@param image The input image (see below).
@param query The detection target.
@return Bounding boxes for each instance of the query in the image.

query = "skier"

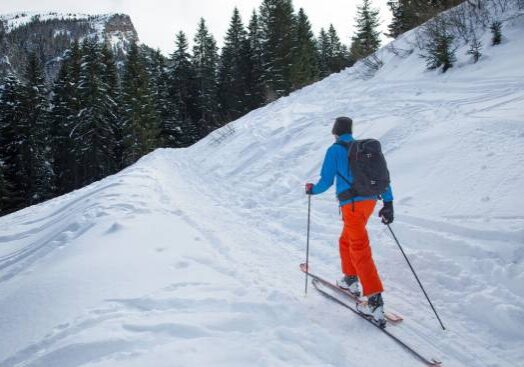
[305,116,394,325]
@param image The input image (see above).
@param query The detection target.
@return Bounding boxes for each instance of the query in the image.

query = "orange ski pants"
[339,200,383,296]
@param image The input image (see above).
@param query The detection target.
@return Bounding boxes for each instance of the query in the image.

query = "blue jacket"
[311,133,394,206]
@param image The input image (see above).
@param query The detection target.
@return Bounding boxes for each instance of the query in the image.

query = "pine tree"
[0,162,10,214]
[318,25,352,79]
[350,0,382,61]
[328,25,352,73]
[168,31,199,146]
[20,53,54,204]
[218,8,251,121]
[420,20,457,72]
[0,73,26,213]
[290,8,319,89]
[387,1,420,38]
[259,0,296,101]
[387,0,462,38]
[73,38,117,186]
[100,44,124,170]
[192,18,220,137]
[145,48,178,147]
[121,41,160,165]
[50,40,82,193]
[246,11,266,110]
[317,28,331,78]
[50,51,74,194]
[490,21,502,45]
[467,34,482,63]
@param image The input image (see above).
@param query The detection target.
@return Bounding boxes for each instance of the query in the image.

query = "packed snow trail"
[1,9,524,367]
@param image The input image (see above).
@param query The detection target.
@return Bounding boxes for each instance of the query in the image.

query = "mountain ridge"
[0,12,138,81]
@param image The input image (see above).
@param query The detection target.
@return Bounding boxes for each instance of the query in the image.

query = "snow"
[0,12,90,33]
[53,29,72,38]
[1,6,524,367]
[0,12,119,41]
[0,11,136,58]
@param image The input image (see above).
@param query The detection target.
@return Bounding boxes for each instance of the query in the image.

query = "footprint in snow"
[104,222,124,234]
[172,260,190,269]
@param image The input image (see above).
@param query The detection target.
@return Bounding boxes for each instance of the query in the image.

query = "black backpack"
[336,139,390,201]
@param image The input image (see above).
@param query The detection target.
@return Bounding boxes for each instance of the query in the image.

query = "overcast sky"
[1,0,392,55]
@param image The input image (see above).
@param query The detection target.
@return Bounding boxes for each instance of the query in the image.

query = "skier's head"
[332,116,353,137]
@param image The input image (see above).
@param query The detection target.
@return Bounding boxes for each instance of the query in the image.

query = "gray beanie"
[332,117,353,136]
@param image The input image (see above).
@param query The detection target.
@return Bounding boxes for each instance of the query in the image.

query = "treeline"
[0,0,465,215]
[387,0,466,38]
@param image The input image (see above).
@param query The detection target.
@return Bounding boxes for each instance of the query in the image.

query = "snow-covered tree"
[327,25,352,73]
[467,34,482,63]
[350,0,382,61]
[168,31,199,146]
[100,44,124,170]
[50,41,82,193]
[20,53,54,204]
[490,21,502,45]
[317,28,331,78]
[420,18,457,72]
[246,11,266,110]
[218,8,251,121]
[0,73,26,213]
[74,38,118,185]
[192,18,219,136]
[0,161,10,214]
[290,8,319,89]
[387,0,421,38]
[259,0,296,100]
[121,41,160,165]
[145,48,179,148]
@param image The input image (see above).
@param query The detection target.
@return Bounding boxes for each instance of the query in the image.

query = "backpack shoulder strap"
[334,141,353,187]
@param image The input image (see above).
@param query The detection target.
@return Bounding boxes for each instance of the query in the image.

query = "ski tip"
[430,359,442,366]
[385,312,404,323]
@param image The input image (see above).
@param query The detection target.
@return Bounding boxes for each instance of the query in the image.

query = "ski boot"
[336,275,361,297]
[357,293,386,328]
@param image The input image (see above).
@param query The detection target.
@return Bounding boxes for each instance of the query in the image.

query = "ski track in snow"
[1,11,524,367]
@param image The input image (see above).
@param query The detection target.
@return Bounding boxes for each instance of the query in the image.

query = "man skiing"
[305,116,394,325]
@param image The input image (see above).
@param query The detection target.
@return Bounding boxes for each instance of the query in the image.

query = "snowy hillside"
[1,5,524,367]
[0,12,137,80]
[1,12,106,34]
[0,12,136,42]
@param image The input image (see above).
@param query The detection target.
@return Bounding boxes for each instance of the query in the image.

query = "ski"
[310,278,442,366]
[300,263,403,324]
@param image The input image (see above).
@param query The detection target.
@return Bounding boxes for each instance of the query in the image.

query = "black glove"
[378,201,394,225]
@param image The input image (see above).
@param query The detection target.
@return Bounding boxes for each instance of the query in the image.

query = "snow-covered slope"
[1,7,524,367]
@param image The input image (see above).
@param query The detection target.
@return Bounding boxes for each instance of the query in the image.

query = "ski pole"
[385,222,446,331]
[304,194,312,295]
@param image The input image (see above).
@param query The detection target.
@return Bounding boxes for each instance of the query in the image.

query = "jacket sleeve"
[382,184,394,202]
[312,146,337,195]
